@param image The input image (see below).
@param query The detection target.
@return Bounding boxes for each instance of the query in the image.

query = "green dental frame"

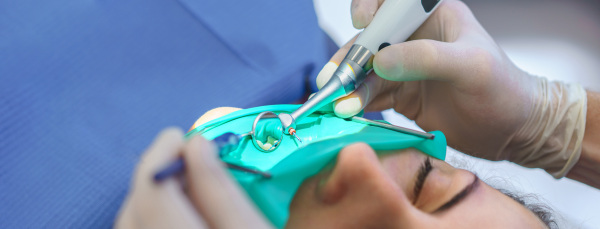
[187,104,447,228]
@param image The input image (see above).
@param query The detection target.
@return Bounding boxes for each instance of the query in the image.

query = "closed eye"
[433,174,479,213]
[413,157,432,204]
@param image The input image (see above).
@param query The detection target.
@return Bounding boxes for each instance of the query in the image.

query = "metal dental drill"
[279,0,443,139]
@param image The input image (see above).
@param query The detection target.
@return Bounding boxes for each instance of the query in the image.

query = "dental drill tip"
[288,128,302,143]
[294,133,302,143]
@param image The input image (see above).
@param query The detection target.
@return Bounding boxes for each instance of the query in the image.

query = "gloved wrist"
[504,77,587,178]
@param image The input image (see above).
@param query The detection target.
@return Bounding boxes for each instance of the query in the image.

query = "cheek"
[287,178,330,228]
[288,176,423,228]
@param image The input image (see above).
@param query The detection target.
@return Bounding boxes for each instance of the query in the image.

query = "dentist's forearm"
[567,91,600,189]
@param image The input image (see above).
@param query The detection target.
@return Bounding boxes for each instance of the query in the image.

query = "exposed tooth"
[256,139,265,148]
[267,136,276,144]
[262,143,272,151]
[256,139,273,151]
[256,136,279,151]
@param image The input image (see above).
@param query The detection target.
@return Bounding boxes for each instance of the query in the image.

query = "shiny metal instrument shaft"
[279,44,374,132]
[350,117,435,140]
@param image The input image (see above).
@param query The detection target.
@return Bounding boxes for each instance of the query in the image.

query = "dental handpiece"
[279,0,443,135]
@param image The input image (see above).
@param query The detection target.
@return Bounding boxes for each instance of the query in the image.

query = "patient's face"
[285,143,545,228]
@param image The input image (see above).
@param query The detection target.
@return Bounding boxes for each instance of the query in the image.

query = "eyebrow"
[412,157,432,204]
[433,174,480,213]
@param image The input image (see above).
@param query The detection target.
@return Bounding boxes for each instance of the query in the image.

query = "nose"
[317,143,413,212]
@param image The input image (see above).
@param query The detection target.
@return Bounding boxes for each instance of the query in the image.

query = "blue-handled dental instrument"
[153,132,272,182]
[153,111,288,182]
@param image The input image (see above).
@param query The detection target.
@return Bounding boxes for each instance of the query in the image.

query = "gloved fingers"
[331,34,359,63]
[366,0,491,85]
[308,92,335,113]
[312,62,337,113]
[350,0,384,29]
[316,62,339,90]
[313,63,337,113]
[373,39,480,86]
[316,35,359,89]
[362,82,404,112]
[117,181,208,229]
[135,128,185,185]
[128,178,208,229]
[332,72,389,118]
[117,128,207,229]
[409,0,474,42]
[115,201,137,229]
[183,135,271,229]
[313,35,359,113]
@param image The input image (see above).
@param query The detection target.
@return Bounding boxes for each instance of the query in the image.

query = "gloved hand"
[317,0,587,178]
[115,126,271,228]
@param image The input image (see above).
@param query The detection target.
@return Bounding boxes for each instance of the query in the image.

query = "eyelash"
[413,157,432,204]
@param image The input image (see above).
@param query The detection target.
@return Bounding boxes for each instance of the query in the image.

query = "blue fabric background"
[0,0,337,227]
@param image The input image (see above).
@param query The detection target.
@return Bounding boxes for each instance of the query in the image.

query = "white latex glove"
[317,0,587,178]
[116,124,271,228]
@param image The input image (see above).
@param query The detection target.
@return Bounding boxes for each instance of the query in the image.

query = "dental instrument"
[184,104,447,228]
[153,131,273,182]
[350,116,435,140]
[251,111,285,151]
[154,110,289,182]
[278,0,443,138]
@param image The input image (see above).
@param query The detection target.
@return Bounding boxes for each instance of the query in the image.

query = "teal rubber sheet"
[188,104,446,228]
